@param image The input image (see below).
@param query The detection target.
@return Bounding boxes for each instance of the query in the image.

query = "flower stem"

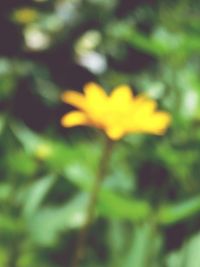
[71,136,114,267]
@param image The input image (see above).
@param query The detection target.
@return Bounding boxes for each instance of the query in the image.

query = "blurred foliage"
[0,0,200,266]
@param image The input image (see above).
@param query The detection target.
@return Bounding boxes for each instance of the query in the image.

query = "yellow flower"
[12,8,39,24]
[61,82,171,140]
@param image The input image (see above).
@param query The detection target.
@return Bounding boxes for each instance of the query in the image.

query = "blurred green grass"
[0,0,200,266]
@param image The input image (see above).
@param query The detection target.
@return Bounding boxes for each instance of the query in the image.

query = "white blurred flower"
[24,27,50,51]
[77,51,107,74]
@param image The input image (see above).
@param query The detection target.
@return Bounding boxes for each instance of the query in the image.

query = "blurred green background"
[0,0,200,266]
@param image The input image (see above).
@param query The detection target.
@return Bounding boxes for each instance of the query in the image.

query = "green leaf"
[98,190,151,221]
[0,114,6,135]
[158,195,200,225]
[20,175,56,217]
[166,232,200,267]
[11,122,44,154]
[6,150,37,176]
[28,193,88,246]
[0,183,12,202]
[109,22,200,57]
[123,223,162,267]
[64,163,151,222]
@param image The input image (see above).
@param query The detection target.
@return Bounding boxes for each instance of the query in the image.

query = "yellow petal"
[83,82,107,103]
[133,95,157,114]
[142,112,171,134]
[61,91,85,109]
[60,82,171,139]
[105,126,125,140]
[61,111,90,127]
[110,85,133,104]
[133,99,157,115]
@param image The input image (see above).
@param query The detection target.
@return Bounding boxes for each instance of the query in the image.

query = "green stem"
[71,136,114,267]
